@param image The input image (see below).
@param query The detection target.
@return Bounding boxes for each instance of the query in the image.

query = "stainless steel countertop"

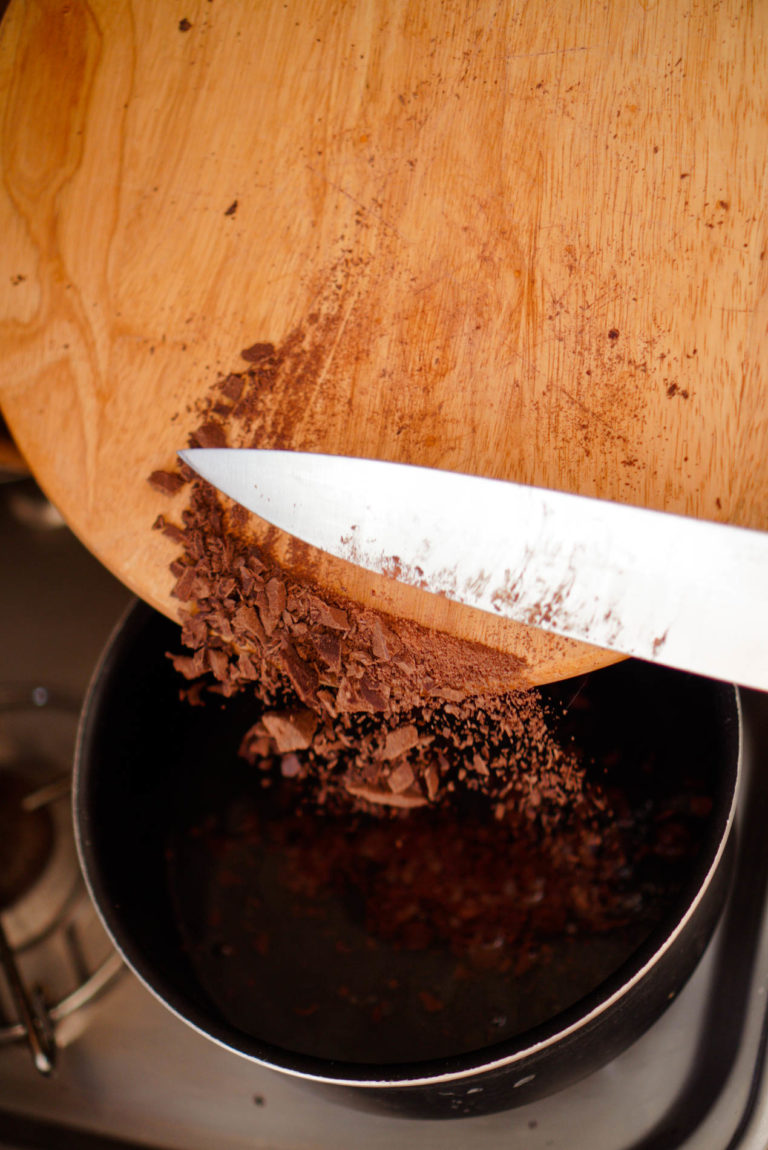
[1,477,767,1150]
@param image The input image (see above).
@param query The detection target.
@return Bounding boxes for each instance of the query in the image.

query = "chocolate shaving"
[381,725,421,761]
[344,783,428,809]
[262,709,318,753]
[387,762,415,793]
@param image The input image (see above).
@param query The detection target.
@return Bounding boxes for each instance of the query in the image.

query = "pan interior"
[79,607,734,1068]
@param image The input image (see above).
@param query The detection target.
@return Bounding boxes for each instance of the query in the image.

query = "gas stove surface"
[0,476,767,1150]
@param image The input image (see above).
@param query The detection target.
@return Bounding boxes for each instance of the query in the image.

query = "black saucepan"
[74,601,740,1119]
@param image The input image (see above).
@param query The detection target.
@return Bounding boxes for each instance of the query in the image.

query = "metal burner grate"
[0,684,123,1074]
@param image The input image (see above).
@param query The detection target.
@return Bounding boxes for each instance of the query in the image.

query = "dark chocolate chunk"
[149,469,185,495]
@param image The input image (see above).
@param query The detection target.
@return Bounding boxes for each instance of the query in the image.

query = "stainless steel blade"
[178,448,768,691]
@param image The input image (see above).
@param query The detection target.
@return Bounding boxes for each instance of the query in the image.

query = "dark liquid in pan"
[165,662,723,1064]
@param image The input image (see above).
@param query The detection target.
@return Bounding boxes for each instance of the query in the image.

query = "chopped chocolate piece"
[336,676,388,715]
[169,648,206,679]
[194,420,227,448]
[344,782,428,809]
[263,578,286,633]
[381,724,421,761]
[155,516,188,546]
[180,612,208,648]
[236,650,258,679]
[274,639,319,708]
[239,727,273,764]
[206,610,233,643]
[179,680,206,706]
[368,617,392,661]
[310,632,342,674]
[208,648,230,681]
[262,709,318,753]
[149,469,185,495]
[424,762,440,800]
[311,599,350,631]
[388,762,415,794]
[241,341,276,363]
[233,604,265,642]
[471,753,490,776]
[191,574,213,599]
[219,374,245,402]
[171,565,196,602]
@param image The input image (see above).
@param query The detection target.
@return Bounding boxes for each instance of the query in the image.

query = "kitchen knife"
[178,449,768,691]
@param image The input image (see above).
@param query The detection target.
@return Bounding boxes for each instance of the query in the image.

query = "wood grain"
[1,0,766,688]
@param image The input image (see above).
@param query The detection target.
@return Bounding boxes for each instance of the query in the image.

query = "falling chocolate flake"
[172,566,197,602]
[261,709,318,753]
[381,724,421,761]
[388,762,415,794]
[344,783,428,809]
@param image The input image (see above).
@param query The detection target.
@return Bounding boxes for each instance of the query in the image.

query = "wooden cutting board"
[1,0,766,689]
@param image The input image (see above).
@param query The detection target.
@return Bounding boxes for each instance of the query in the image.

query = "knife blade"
[178,448,768,691]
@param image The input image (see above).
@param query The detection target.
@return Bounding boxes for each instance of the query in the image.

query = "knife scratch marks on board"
[305,166,408,243]
[504,45,595,62]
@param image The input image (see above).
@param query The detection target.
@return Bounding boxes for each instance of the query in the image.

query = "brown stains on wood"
[2,2,101,228]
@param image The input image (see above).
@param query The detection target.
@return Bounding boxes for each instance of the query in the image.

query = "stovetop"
[1,475,768,1150]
